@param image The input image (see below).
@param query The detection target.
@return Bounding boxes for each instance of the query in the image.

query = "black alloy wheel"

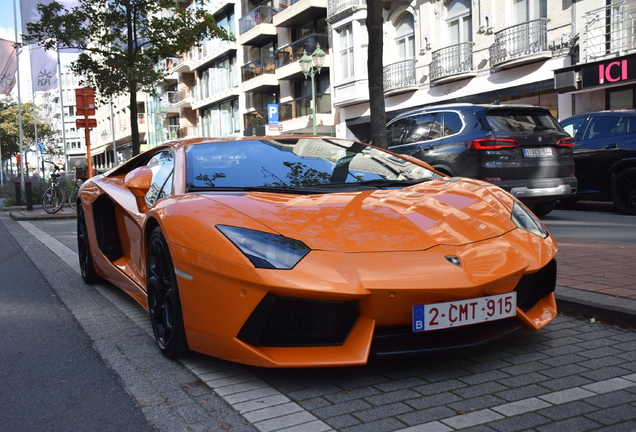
[611,168,636,215]
[529,199,557,217]
[147,227,190,358]
[77,205,101,284]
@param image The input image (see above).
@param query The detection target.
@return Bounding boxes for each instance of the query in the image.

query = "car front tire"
[77,205,102,284]
[611,168,636,215]
[147,227,190,359]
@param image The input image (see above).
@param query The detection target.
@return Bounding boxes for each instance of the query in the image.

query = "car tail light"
[465,138,519,150]
[556,137,574,147]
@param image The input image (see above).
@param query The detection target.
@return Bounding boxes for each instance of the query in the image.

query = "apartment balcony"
[241,57,279,92]
[326,0,365,22]
[244,108,269,128]
[274,0,327,29]
[156,58,179,85]
[189,41,238,70]
[383,59,417,94]
[275,34,330,80]
[160,91,180,114]
[191,85,240,110]
[430,42,477,85]
[171,54,193,73]
[489,18,551,70]
[205,0,236,17]
[174,88,193,108]
[583,0,636,63]
[238,6,277,47]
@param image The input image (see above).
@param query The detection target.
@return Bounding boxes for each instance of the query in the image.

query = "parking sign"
[268,104,279,126]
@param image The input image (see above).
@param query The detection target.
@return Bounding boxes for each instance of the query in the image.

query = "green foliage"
[23,0,233,157]
[0,97,57,161]
[0,176,76,207]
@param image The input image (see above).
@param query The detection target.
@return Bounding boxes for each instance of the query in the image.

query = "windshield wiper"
[309,178,429,189]
[188,185,330,194]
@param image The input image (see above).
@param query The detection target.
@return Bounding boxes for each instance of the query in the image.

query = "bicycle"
[42,163,65,214]
[68,166,88,211]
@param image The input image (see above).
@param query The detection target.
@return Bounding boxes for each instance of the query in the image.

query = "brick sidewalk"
[556,240,636,300]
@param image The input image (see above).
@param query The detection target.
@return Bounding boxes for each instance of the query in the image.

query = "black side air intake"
[237,295,359,347]
[515,259,557,312]
[92,195,123,262]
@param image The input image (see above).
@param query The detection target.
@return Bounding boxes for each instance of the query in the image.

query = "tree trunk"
[130,89,140,156]
[366,0,388,149]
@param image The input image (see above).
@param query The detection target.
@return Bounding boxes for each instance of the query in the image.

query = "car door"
[571,115,628,193]
[429,111,465,173]
[387,112,442,166]
[124,150,175,285]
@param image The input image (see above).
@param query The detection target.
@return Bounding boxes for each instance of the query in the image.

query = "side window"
[403,112,437,143]
[387,117,412,147]
[583,116,625,140]
[442,112,463,136]
[561,117,587,138]
[145,151,175,205]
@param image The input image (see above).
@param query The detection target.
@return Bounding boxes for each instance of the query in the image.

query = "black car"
[560,111,636,214]
[386,103,578,216]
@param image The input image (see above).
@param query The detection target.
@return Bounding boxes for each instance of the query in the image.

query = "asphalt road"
[542,201,636,245]
[0,216,155,431]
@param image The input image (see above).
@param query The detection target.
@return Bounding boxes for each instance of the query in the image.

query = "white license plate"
[412,292,517,332]
[523,147,553,158]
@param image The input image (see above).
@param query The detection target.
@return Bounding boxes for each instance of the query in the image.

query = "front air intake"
[237,295,359,347]
[515,259,557,312]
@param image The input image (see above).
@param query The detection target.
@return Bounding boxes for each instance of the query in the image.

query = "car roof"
[388,103,549,122]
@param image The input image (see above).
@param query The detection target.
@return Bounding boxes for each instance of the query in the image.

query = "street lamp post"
[299,43,326,135]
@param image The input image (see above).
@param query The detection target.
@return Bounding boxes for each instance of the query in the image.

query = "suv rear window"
[485,109,561,133]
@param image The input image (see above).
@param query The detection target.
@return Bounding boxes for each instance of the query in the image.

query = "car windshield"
[486,108,562,133]
[185,138,441,192]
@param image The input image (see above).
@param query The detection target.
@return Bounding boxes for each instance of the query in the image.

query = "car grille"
[237,295,359,347]
[514,259,557,312]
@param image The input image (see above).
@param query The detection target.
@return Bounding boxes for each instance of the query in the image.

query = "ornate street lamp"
[299,43,326,135]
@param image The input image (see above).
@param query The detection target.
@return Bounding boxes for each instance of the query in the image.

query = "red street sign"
[75,88,96,116]
[76,118,97,128]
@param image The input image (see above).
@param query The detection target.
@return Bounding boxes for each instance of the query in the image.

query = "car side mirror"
[125,166,153,212]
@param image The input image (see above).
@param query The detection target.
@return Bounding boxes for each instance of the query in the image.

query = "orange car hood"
[201,179,516,252]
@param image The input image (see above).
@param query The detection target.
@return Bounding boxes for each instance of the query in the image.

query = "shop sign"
[582,56,636,89]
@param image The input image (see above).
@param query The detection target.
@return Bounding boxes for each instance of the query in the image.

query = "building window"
[338,25,354,80]
[201,98,240,137]
[513,0,546,23]
[395,13,415,60]
[446,0,472,45]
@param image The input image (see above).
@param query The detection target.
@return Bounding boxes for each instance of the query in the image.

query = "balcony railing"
[278,0,300,10]
[279,94,332,120]
[244,108,268,128]
[327,0,366,20]
[430,42,474,81]
[275,34,330,68]
[175,88,193,105]
[489,18,549,66]
[383,59,416,93]
[161,91,178,106]
[239,6,275,34]
[241,57,276,82]
[584,0,636,62]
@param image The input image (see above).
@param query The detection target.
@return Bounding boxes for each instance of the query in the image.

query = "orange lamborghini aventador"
[76,136,558,367]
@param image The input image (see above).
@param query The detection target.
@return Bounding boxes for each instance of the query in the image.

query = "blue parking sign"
[268,104,279,126]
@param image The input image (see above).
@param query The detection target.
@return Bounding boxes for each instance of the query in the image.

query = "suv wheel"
[611,168,636,215]
[530,199,557,217]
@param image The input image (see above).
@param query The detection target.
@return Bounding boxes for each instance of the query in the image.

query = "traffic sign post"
[75,88,96,178]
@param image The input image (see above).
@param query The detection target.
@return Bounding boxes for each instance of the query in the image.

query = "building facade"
[329,0,576,142]
[87,0,636,166]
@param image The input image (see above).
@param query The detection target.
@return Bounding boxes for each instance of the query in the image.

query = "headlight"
[217,225,310,269]
[511,201,549,238]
